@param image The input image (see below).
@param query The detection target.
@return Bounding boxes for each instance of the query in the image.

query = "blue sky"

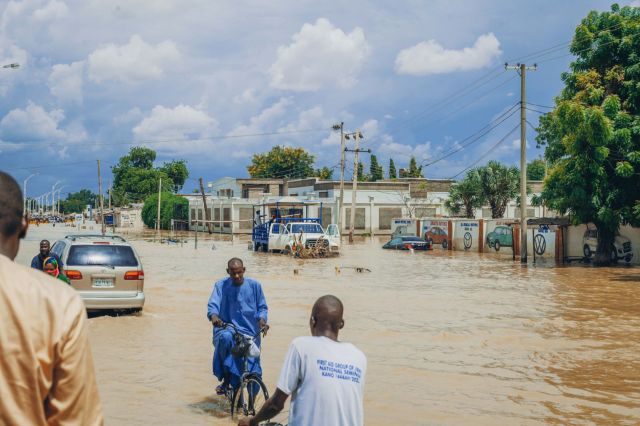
[1,0,637,198]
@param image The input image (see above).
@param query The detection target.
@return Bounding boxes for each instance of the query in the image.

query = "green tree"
[315,167,334,179]
[444,170,484,218]
[141,192,189,230]
[388,158,397,179]
[527,159,546,180]
[404,156,424,178]
[536,4,640,265]
[60,189,97,213]
[160,160,189,192]
[111,147,187,205]
[369,155,384,181]
[357,162,369,182]
[247,145,315,178]
[476,161,520,218]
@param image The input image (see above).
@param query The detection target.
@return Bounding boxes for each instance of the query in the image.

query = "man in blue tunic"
[207,257,269,394]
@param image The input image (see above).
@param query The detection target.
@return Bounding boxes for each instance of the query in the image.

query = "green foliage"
[160,160,189,192]
[356,162,369,182]
[477,161,520,218]
[400,157,423,178]
[247,145,315,179]
[141,192,189,230]
[111,147,188,205]
[60,189,97,213]
[527,159,546,180]
[315,167,334,179]
[536,4,640,264]
[388,158,397,179]
[369,155,384,181]
[445,170,484,218]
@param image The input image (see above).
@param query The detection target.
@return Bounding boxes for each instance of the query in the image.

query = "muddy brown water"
[15,224,640,425]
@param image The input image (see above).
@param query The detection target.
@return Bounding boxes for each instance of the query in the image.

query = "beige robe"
[0,254,103,426]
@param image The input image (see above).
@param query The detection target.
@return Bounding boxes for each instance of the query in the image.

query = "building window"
[345,208,366,230]
[379,207,402,230]
[414,207,436,218]
[318,191,329,198]
[239,207,253,230]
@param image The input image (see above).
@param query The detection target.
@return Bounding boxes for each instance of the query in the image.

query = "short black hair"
[0,171,24,237]
[227,257,244,268]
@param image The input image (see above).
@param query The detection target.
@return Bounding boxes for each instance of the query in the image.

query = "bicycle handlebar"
[219,322,268,339]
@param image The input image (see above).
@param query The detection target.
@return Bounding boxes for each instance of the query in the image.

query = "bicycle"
[218,323,270,419]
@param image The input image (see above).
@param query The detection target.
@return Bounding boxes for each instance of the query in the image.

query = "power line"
[449,124,520,179]
[526,102,554,109]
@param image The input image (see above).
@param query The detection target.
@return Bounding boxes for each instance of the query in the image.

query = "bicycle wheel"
[231,375,269,418]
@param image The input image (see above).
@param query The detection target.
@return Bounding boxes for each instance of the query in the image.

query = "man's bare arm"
[238,388,289,426]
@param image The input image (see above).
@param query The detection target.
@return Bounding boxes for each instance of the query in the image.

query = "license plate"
[93,278,114,288]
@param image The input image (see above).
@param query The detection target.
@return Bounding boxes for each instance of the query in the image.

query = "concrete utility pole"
[344,130,371,242]
[333,122,346,235]
[97,160,105,235]
[156,177,162,234]
[23,173,36,215]
[199,177,212,234]
[505,62,537,263]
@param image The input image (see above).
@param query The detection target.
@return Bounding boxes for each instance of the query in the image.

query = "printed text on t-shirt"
[316,359,362,383]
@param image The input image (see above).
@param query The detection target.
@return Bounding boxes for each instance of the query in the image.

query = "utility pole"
[23,173,36,215]
[199,177,212,234]
[344,130,371,243]
[97,160,105,235]
[156,177,162,234]
[506,62,537,263]
[333,122,346,235]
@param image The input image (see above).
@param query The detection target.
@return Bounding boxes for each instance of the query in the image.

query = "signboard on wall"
[453,220,480,251]
[391,218,418,236]
[529,225,555,259]
[421,219,450,250]
[484,219,516,252]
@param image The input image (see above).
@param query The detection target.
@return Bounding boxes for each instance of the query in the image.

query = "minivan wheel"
[442,240,448,249]
[583,244,591,258]
[494,240,501,251]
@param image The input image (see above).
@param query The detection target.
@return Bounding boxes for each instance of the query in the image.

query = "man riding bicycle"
[207,258,269,394]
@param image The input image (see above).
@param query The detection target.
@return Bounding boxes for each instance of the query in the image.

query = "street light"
[51,181,62,216]
[1,63,19,69]
[23,173,37,214]
[55,186,66,216]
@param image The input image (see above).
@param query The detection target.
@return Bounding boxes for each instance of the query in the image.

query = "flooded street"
[16,225,640,425]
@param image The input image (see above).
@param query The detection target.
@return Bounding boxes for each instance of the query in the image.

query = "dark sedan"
[382,236,432,250]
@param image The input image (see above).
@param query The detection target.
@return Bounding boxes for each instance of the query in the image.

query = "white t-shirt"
[277,336,367,426]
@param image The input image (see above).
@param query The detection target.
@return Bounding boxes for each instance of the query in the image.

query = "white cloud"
[233,88,257,105]
[377,141,432,162]
[132,104,219,153]
[88,34,180,84]
[113,107,142,125]
[228,98,291,136]
[0,101,66,141]
[48,60,84,105]
[269,18,371,91]
[395,33,501,75]
[33,0,68,21]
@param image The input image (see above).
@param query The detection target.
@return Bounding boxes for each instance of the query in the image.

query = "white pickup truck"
[267,222,340,255]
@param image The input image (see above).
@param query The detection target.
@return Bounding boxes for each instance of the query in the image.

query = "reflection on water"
[14,226,640,426]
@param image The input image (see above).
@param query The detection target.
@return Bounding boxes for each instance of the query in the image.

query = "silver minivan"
[51,235,145,311]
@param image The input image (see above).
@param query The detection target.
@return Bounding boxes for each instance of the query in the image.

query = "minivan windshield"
[290,223,324,234]
[67,245,138,267]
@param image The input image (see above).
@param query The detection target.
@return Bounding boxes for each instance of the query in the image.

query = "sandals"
[216,384,228,395]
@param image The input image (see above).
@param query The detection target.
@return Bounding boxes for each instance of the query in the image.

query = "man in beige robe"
[0,171,103,426]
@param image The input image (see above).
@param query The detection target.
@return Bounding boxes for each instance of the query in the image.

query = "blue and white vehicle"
[251,201,340,255]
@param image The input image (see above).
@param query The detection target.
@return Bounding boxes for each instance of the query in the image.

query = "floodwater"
[15,224,640,425]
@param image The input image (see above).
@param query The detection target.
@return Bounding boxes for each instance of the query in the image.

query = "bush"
[142,192,189,230]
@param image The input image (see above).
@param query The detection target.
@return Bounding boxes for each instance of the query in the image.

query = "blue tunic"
[207,277,268,386]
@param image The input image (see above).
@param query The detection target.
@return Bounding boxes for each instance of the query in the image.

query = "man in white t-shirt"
[238,295,366,426]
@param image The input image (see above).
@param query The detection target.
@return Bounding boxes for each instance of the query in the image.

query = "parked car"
[425,226,449,248]
[264,221,340,255]
[582,228,633,263]
[485,225,513,251]
[50,234,145,312]
[383,236,432,250]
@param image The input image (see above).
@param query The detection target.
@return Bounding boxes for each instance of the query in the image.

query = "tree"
[315,167,334,179]
[111,147,188,205]
[404,156,424,178]
[388,158,397,179]
[60,189,97,213]
[141,192,189,230]
[247,145,315,179]
[536,4,640,265]
[369,155,384,181]
[444,170,484,218]
[527,159,546,180]
[160,160,189,192]
[356,162,369,182]
[476,161,520,218]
